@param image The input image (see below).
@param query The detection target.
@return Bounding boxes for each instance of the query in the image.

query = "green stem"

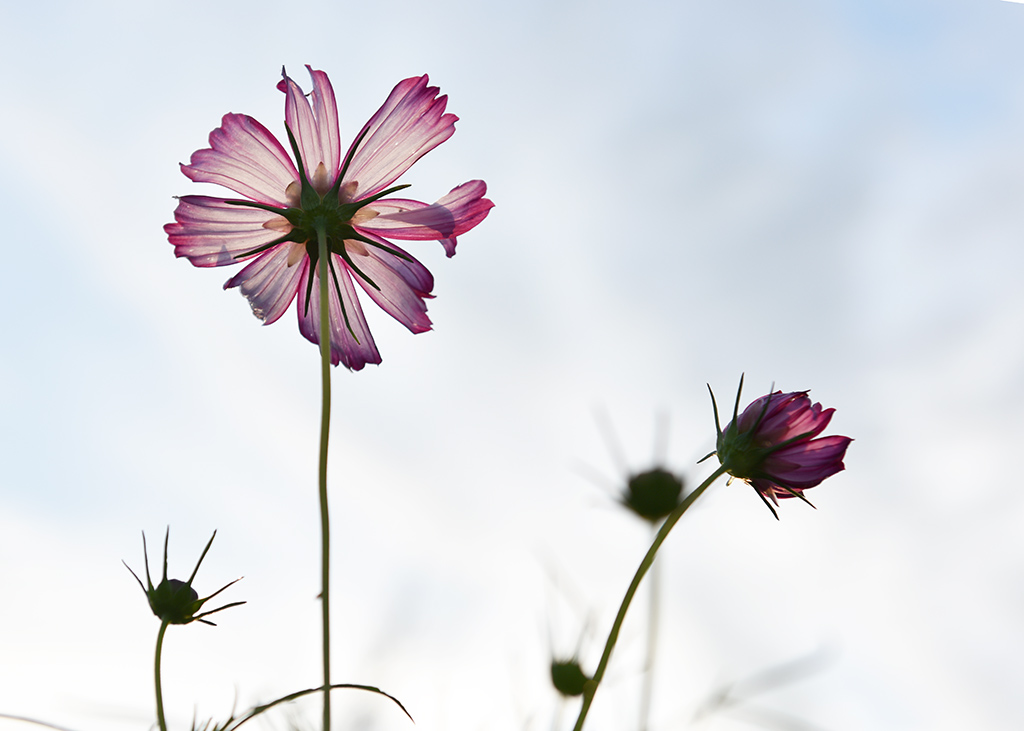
[572,465,729,731]
[316,224,333,731]
[154,618,170,731]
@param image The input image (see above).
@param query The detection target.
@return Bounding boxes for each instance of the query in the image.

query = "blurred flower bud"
[550,657,590,697]
[622,467,684,522]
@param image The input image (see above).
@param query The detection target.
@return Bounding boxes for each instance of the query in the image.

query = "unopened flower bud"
[550,657,590,697]
[705,375,852,518]
[124,528,244,626]
[623,468,684,522]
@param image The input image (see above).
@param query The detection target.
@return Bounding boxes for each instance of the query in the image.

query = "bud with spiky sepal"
[125,528,244,625]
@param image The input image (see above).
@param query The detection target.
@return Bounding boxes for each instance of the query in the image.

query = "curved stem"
[572,465,729,731]
[316,224,333,731]
[154,618,170,731]
[0,713,81,731]
[224,682,412,731]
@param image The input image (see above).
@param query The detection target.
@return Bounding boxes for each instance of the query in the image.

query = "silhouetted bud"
[550,658,590,697]
[125,528,244,625]
[623,467,684,522]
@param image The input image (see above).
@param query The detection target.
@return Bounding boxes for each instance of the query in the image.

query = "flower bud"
[125,528,244,626]
[622,468,684,522]
[148,578,202,625]
[707,376,852,518]
[550,657,590,697]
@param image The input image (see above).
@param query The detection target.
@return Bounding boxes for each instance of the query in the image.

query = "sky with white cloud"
[2,1,1024,730]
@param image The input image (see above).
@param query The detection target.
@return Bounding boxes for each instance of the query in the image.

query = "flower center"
[226,124,413,336]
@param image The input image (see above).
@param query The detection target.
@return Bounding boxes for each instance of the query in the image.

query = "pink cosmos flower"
[708,377,852,518]
[165,67,493,370]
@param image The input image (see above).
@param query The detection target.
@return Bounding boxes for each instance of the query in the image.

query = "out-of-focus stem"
[638,533,661,731]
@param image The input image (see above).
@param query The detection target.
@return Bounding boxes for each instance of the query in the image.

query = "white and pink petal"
[165,196,290,267]
[342,75,457,199]
[359,181,494,257]
[223,243,307,325]
[278,67,340,187]
[182,114,298,206]
[347,238,434,334]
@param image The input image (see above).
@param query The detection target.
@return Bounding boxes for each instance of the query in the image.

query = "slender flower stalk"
[154,618,170,731]
[638,529,661,731]
[317,223,333,730]
[572,464,729,731]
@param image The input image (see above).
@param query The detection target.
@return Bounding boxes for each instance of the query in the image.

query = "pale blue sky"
[2,1,1024,730]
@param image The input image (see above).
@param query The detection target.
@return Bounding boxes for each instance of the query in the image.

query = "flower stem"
[154,618,170,731]
[316,224,333,731]
[571,465,729,731]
